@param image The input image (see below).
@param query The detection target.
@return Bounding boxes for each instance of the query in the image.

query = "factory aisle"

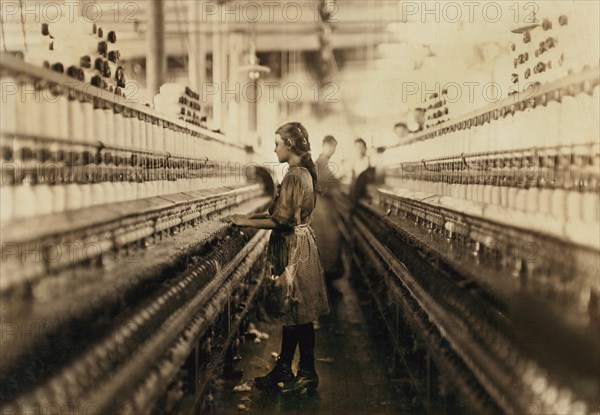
[210,269,420,415]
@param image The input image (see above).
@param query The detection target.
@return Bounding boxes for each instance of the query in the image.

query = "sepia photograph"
[0,0,599,414]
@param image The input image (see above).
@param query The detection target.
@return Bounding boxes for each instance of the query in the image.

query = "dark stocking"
[295,322,316,370]
[279,325,298,366]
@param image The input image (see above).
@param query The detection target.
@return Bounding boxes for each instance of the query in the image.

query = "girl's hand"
[220,214,244,225]
[231,214,246,226]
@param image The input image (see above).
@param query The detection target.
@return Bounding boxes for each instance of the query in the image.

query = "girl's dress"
[264,163,331,325]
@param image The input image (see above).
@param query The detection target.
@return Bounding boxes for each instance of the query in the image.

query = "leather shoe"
[255,360,294,391]
[279,367,319,395]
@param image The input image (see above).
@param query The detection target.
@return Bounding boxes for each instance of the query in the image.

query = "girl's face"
[274,134,291,163]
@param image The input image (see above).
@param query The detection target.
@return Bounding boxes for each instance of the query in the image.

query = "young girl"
[222,121,330,395]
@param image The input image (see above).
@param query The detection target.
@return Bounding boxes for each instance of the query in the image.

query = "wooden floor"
[209,271,420,415]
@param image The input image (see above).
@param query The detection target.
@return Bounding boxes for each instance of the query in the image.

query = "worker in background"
[394,122,409,143]
[349,138,374,204]
[315,135,339,193]
[313,135,344,296]
[351,138,370,180]
[408,108,426,133]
